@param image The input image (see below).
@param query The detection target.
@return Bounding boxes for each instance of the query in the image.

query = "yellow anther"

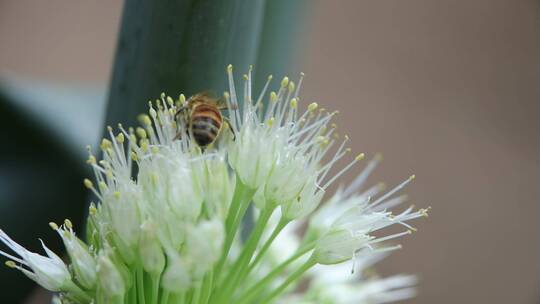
[142,115,152,126]
[160,92,166,99]
[409,227,418,232]
[420,206,432,217]
[270,91,278,103]
[227,64,233,73]
[149,108,157,118]
[136,127,147,139]
[288,81,295,93]
[98,181,108,192]
[100,139,112,150]
[179,94,186,104]
[344,135,350,141]
[116,133,125,144]
[5,261,16,268]
[83,179,93,189]
[166,96,174,106]
[268,75,273,81]
[333,133,340,139]
[150,173,159,185]
[49,222,58,230]
[243,74,248,81]
[151,146,159,153]
[355,153,365,161]
[281,77,289,88]
[223,92,230,100]
[345,148,352,153]
[140,140,149,152]
[267,117,275,127]
[409,174,416,181]
[106,170,113,180]
[308,102,318,111]
[89,204,97,215]
[407,230,413,234]
[86,155,97,165]
[290,98,298,109]
[300,72,305,77]
[331,123,337,129]
[113,191,121,199]
[107,126,113,132]
[64,219,73,229]
[131,152,138,161]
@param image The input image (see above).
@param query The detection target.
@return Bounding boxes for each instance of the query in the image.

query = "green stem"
[150,273,161,304]
[259,257,317,304]
[236,243,316,304]
[217,207,274,302]
[215,181,255,277]
[199,270,213,304]
[64,281,92,304]
[159,291,170,304]
[137,267,146,304]
[130,268,138,304]
[191,281,202,304]
[247,216,289,273]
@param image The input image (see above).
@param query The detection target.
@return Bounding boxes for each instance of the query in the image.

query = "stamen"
[370,175,416,208]
[322,153,365,189]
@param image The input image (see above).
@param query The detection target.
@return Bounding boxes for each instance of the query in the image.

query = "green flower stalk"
[0,65,429,304]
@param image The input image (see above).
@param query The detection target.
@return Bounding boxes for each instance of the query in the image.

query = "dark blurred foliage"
[0,90,88,303]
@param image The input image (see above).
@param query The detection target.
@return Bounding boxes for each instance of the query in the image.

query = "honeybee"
[174,92,235,148]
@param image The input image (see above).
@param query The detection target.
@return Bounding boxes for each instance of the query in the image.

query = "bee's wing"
[192,90,217,100]
[216,93,238,110]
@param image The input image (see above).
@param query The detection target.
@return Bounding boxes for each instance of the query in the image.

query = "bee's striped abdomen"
[190,104,222,147]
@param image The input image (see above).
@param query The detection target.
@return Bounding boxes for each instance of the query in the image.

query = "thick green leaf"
[105,0,267,128]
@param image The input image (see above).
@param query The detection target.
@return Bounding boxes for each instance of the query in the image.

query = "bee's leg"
[174,106,189,120]
[217,100,238,111]
[173,128,190,141]
[223,118,236,141]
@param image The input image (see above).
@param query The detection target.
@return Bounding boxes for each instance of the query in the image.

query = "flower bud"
[97,253,126,298]
[264,151,311,206]
[162,253,191,293]
[313,228,371,265]
[60,230,97,289]
[228,126,277,189]
[282,177,324,220]
[185,219,224,278]
[139,221,165,275]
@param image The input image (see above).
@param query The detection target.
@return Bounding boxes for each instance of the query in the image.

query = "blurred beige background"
[2,0,540,303]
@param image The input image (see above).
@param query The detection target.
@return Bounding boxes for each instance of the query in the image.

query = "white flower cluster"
[0,65,428,304]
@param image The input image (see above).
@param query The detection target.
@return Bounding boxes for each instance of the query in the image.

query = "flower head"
[0,65,429,304]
